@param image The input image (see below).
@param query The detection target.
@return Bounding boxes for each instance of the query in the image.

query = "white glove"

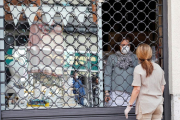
[124,105,132,119]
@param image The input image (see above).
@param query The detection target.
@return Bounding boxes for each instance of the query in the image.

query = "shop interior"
[3,0,162,109]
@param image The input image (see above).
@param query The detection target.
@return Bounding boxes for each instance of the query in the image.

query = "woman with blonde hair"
[124,44,166,120]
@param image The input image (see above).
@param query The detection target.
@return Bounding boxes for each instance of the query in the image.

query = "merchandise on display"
[7,55,27,107]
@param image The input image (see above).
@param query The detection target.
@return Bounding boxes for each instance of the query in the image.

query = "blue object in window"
[73,78,86,106]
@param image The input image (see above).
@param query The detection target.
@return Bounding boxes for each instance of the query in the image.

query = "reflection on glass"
[4,0,99,110]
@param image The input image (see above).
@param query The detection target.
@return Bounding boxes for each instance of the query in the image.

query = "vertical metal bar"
[97,2,103,107]
[88,52,93,107]
[162,0,171,120]
[0,0,4,119]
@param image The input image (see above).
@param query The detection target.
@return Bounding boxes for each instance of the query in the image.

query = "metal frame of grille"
[0,0,171,120]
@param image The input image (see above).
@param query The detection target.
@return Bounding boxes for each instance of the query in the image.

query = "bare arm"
[161,85,165,94]
[129,86,140,105]
[104,56,113,102]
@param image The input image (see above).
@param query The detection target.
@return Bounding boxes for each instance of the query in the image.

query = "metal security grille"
[103,0,164,108]
[1,0,164,113]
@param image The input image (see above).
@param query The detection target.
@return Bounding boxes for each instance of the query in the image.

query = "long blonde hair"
[136,44,154,77]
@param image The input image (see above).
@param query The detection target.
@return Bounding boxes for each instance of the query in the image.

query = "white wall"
[168,0,180,95]
[168,0,180,119]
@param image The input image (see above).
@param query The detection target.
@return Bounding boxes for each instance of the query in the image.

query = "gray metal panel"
[163,0,171,120]
[2,107,135,119]
[0,1,4,120]
[2,116,135,120]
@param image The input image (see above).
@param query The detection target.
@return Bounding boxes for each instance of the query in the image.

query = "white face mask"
[121,46,130,54]
[76,76,78,79]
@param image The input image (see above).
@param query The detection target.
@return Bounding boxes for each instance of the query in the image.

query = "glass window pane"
[2,0,163,110]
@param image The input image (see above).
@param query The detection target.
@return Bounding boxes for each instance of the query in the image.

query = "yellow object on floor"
[27,103,49,107]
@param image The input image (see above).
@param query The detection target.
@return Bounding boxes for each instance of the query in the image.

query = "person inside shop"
[124,44,166,119]
[104,35,138,106]
[72,71,86,106]
[92,76,99,107]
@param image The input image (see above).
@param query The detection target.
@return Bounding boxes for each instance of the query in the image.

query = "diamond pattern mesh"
[3,0,163,110]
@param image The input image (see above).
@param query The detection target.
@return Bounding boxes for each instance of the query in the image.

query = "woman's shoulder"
[134,64,145,74]
[134,64,142,70]
[152,62,163,71]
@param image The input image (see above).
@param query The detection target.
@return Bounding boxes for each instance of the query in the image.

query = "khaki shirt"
[132,62,166,114]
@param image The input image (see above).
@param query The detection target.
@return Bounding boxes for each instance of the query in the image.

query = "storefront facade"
[0,0,171,120]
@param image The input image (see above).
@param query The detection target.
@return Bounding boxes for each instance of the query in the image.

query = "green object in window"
[6,48,13,55]
[5,48,14,65]
[5,56,14,65]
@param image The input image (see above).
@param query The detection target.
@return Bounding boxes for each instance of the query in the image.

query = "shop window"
[3,0,163,110]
